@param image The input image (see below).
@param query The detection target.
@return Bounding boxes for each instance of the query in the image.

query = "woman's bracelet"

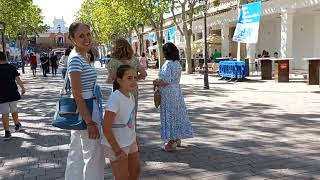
[86,121,96,126]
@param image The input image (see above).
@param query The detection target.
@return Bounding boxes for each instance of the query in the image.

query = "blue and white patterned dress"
[159,60,193,140]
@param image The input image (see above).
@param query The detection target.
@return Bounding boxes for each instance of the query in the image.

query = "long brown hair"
[111,38,134,60]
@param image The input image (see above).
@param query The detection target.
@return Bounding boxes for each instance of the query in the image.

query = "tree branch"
[187,0,196,32]
[180,1,188,33]
[171,0,184,36]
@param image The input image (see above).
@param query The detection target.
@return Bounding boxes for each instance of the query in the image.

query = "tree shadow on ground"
[137,69,320,179]
[1,68,320,179]
[0,68,113,180]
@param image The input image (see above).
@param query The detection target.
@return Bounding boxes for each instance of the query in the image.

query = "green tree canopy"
[77,0,170,65]
[77,0,148,43]
[0,0,48,40]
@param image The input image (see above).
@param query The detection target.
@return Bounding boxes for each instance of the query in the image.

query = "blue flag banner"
[167,26,176,43]
[127,37,132,44]
[233,1,262,43]
[26,47,33,54]
[9,38,17,56]
[9,38,15,48]
[148,32,156,43]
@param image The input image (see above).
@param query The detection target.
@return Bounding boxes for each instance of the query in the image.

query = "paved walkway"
[1,64,320,180]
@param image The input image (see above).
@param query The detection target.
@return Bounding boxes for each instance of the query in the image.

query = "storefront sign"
[233,1,262,43]
[280,63,288,69]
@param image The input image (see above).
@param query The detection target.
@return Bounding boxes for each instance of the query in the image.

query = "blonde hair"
[111,38,134,60]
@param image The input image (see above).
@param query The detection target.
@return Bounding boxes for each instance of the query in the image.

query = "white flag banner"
[233,1,262,43]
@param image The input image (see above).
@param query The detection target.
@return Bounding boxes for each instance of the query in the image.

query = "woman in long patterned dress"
[155,42,193,152]
[106,38,147,125]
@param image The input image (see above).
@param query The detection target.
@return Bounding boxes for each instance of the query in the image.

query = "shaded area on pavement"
[0,67,320,179]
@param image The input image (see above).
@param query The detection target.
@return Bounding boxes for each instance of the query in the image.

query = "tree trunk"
[185,31,193,74]
[156,31,164,69]
[155,14,165,69]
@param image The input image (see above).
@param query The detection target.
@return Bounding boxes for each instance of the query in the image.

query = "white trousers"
[65,130,105,180]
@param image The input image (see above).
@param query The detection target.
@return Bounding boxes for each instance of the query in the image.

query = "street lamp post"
[0,21,6,54]
[199,0,210,89]
[138,23,144,56]
[18,33,24,74]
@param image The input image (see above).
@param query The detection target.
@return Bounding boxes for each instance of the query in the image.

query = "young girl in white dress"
[102,64,140,180]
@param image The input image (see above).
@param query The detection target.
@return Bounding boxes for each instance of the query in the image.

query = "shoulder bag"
[52,71,87,130]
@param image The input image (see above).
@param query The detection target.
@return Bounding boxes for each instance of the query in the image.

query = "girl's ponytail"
[113,79,120,92]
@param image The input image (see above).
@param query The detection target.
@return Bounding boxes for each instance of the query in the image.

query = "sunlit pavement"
[1,63,320,180]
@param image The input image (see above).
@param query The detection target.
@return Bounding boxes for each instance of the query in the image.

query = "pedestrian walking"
[29,53,37,77]
[50,53,58,76]
[106,38,147,126]
[59,48,71,91]
[153,42,193,152]
[139,52,148,70]
[64,22,105,180]
[102,64,140,180]
[59,48,71,78]
[40,53,49,77]
[0,51,26,140]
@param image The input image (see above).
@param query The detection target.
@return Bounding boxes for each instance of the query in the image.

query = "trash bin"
[244,58,249,77]
[272,58,292,82]
[259,58,272,80]
[304,58,320,85]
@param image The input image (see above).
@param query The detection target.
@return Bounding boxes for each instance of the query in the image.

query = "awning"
[148,45,158,50]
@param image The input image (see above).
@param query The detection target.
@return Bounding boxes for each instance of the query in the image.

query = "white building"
[188,0,320,71]
[49,17,68,33]
[140,0,320,71]
[36,18,72,50]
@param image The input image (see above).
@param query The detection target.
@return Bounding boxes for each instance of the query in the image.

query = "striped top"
[68,50,97,93]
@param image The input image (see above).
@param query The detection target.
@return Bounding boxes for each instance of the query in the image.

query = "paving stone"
[0,67,319,180]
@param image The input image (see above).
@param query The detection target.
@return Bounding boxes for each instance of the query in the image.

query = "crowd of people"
[14,47,78,78]
[0,22,194,180]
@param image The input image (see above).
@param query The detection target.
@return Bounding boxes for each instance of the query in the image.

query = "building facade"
[36,18,73,51]
[138,0,320,71]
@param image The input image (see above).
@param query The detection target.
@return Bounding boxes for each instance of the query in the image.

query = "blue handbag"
[52,72,87,130]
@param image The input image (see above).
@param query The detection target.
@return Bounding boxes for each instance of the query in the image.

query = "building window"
[180,36,184,42]
[197,32,203,40]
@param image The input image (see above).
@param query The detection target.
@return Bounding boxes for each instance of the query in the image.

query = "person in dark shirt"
[50,53,58,76]
[40,53,49,77]
[0,51,26,140]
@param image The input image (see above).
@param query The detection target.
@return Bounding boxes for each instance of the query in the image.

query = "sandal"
[162,140,177,152]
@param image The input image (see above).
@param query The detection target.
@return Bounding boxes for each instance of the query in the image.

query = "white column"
[246,43,256,73]
[221,25,230,57]
[314,15,320,57]
[280,9,294,71]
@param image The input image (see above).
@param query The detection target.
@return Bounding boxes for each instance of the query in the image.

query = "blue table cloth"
[219,60,247,79]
